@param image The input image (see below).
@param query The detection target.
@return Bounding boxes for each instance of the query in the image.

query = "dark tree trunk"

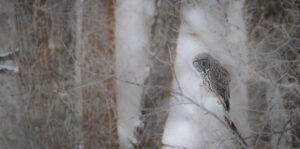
[80,0,119,148]
[135,0,182,149]
[15,0,79,148]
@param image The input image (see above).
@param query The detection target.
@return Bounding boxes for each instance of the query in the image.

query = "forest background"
[0,0,299,149]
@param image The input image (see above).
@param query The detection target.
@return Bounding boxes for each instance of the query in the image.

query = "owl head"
[193,53,214,73]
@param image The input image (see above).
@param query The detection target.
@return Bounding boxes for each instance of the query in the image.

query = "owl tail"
[218,97,230,112]
[224,116,249,149]
[225,100,230,112]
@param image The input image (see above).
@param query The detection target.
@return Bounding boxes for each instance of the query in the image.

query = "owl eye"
[199,59,210,69]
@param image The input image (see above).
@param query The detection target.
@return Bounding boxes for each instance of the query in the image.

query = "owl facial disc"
[193,58,210,73]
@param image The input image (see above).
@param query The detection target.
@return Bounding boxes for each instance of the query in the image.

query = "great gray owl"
[193,53,231,111]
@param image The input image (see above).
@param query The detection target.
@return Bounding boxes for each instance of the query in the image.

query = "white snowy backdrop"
[0,0,299,149]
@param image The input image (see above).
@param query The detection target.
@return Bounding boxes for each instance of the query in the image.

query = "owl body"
[193,53,231,111]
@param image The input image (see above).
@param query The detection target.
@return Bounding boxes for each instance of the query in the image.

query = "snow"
[58,91,69,97]
[115,0,154,148]
[0,48,18,57]
[0,65,18,73]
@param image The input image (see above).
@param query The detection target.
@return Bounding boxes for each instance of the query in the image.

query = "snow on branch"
[0,65,18,73]
[0,48,18,61]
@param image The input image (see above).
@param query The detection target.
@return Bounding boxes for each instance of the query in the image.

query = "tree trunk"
[0,1,21,148]
[135,0,182,148]
[15,0,79,148]
[79,0,119,148]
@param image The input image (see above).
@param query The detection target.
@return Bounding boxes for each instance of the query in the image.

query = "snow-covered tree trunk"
[15,0,80,148]
[79,0,119,148]
[135,0,181,148]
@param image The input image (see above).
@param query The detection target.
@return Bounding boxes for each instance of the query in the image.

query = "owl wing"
[211,65,231,111]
